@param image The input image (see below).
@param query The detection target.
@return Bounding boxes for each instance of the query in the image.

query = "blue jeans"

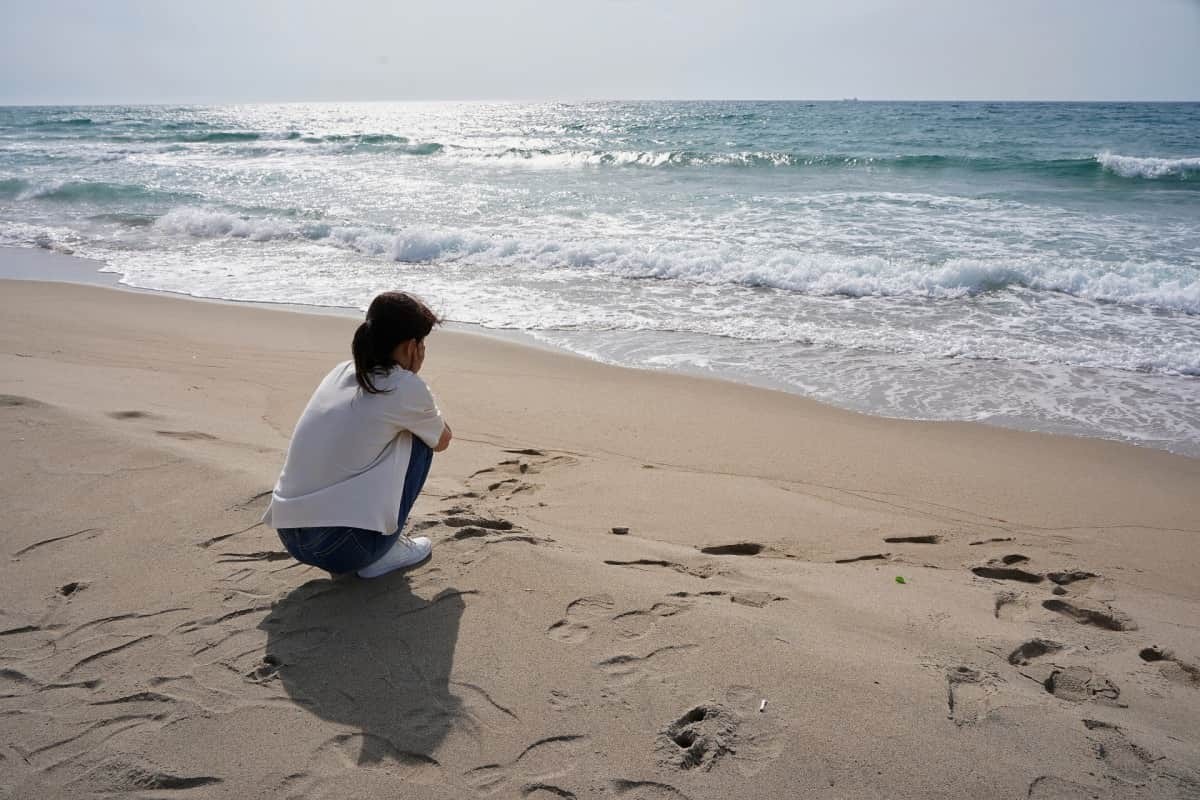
[277,438,433,574]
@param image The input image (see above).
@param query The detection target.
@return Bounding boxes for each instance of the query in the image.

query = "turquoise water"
[1,102,1198,454]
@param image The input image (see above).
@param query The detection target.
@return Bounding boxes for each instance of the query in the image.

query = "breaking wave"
[1095,152,1200,180]
[151,207,1200,317]
[467,149,1200,181]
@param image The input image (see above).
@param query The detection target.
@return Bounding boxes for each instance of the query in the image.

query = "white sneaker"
[356,536,433,579]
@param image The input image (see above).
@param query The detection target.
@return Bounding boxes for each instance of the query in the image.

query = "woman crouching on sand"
[263,291,452,579]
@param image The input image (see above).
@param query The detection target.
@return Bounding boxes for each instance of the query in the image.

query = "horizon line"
[2,97,1199,108]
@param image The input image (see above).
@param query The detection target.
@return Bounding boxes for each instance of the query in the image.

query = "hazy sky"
[2,0,1198,103]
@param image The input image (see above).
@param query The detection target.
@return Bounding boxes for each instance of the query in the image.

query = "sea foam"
[150,207,1200,316]
[1096,152,1200,179]
[154,208,300,242]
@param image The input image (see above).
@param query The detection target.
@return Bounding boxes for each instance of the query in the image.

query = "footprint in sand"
[698,542,766,556]
[1042,666,1121,705]
[1043,569,1100,596]
[464,734,588,797]
[435,511,552,554]
[655,686,786,776]
[245,653,281,684]
[1042,598,1137,631]
[659,705,736,771]
[612,601,689,640]
[1139,646,1200,689]
[1024,719,1184,798]
[971,554,1044,584]
[664,589,779,610]
[972,566,1043,583]
[1086,721,1200,794]
[729,591,785,608]
[945,666,1002,726]
[546,594,615,644]
[277,731,442,796]
[443,514,514,531]
[1007,638,1063,666]
[1026,776,1113,799]
[611,779,694,799]
[597,644,698,690]
[1083,719,1156,785]
[696,541,802,561]
[466,449,578,500]
[994,590,1032,621]
[1047,570,1098,587]
[547,689,585,713]
[73,759,221,793]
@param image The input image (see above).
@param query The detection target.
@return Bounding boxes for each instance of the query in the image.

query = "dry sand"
[1,272,1198,799]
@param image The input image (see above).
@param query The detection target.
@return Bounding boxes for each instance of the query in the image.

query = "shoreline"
[2,274,1197,534]
[2,243,1194,462]
[2,274,1198,797]
[0,243,695,373]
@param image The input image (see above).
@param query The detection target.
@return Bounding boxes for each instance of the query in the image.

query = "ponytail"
[352,292,441,394]
[352,321,382,394]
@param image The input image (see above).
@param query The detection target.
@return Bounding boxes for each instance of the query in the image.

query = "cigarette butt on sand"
[759,699,767,713]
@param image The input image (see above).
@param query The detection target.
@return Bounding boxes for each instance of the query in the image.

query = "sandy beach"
[2,268,1199,799]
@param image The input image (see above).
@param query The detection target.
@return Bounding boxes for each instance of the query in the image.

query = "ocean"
[1,101,1197,455]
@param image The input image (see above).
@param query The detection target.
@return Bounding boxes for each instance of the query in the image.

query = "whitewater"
[1,101,1198,455]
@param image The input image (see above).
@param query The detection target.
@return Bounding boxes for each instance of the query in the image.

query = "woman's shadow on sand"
[258,575,469,765]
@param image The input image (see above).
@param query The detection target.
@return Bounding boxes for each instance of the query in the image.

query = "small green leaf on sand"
[895,576,907,584]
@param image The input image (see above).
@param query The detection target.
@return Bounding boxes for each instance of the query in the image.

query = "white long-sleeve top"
[263,361,446,534]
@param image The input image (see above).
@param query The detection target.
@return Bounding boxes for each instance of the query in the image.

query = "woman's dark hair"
[352,291,441,394]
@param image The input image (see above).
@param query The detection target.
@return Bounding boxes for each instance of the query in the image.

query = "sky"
[1,0,1198,104]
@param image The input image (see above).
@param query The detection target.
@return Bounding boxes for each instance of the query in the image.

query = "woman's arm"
[433,422,453,452]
